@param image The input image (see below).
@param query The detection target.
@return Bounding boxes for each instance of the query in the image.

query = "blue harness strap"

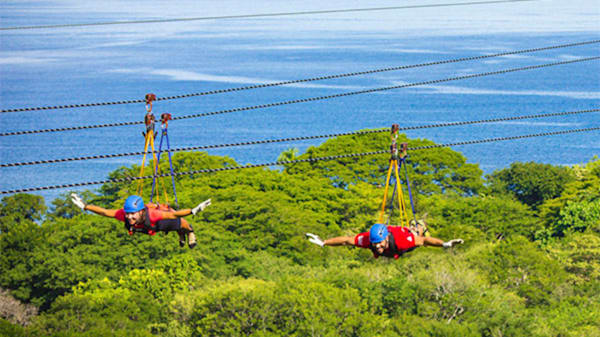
[401,157,417,224]
[150,120,179,208]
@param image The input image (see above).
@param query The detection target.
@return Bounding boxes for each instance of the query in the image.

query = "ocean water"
[1,1,599,204]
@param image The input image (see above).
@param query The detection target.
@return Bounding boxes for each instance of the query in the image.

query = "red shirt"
[114,207,166,235]
[354,226,416,259]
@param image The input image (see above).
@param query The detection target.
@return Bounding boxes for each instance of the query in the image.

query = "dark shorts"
[155,218,181,232]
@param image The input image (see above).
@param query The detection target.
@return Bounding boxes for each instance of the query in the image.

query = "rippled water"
[1,1,598,203]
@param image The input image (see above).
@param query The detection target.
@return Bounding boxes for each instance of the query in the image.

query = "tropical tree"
[487,162,574,208]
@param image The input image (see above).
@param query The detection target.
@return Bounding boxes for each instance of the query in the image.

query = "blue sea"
[1,1,599,204]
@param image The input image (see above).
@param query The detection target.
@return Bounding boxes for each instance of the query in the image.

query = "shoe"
[188,232,197,249]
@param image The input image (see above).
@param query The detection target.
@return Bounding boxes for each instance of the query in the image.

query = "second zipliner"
[306,124,463,259]
[70,95,211,249]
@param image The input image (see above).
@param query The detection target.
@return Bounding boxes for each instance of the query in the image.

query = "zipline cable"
[0,0,535,31]
[1,126,597,195]
[2,56,597,137]
[1,108,597,168]
[2,39,597,113]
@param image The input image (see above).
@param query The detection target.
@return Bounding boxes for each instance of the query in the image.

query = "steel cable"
[1,39,596,113]
[0,0,534,31]
[1,108,597,168]
[2,56,597,137]
[1,126,597,195]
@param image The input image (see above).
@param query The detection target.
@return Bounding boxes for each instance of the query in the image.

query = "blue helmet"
[369,223,389,243]
[123,195,144,213]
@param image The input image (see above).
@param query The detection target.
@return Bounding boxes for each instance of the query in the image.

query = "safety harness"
[123,204,180,236]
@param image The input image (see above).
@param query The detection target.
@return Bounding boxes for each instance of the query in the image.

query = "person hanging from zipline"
[70,194,211,248]
[305,124,462,258]
[306,221,463,259]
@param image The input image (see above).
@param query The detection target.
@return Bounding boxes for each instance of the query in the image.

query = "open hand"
[306,233,324,247]
[70,193,86,211]
[192,199,211,215]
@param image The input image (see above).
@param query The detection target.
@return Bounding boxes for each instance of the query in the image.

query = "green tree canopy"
[487,162,574,208]
[283,131,484,196]
[0,194,47,232]
[2,135,599,337]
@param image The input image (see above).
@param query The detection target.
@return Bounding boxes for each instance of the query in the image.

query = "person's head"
[123,195,145,225]
[369,223,389,254]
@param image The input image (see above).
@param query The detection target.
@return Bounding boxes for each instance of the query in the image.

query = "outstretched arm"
[71,194,118,217]
[162,199,212,219]
[306,233,356,247]
[165,208,192,218]
[413,234,463,248]
[324,236,355,246]
[84,204,119,218]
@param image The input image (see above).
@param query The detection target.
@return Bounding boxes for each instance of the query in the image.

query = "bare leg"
[180,219,192,231]
[422,236,444,247]
[413,234,444,247]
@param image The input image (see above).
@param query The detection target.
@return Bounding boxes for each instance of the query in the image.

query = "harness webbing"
[137,127,161,201]
[150,114,179,208]
[138,95,168,204]
[378,124,416,227]
[402,157,418,225]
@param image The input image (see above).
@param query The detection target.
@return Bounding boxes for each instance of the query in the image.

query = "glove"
[70,193,86,211]
[443,239,464,248]
[192,199,211,215]
[306,233,324,247]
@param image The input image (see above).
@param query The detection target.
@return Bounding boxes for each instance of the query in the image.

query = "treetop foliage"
[0,133,598,336]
